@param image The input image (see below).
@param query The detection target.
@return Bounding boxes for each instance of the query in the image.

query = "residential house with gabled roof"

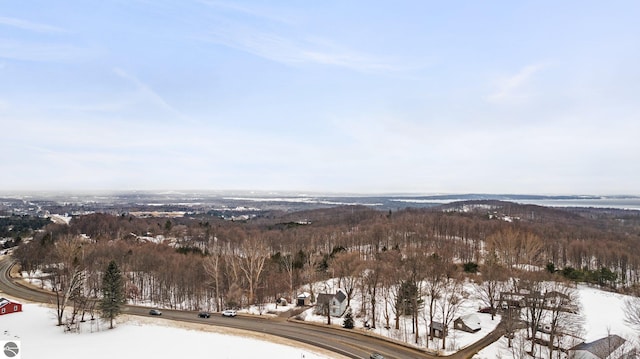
[314,289,348,317]
[568,334,636,359]
[544,290,578,313]
[454,313,481,333]
[499,291,526,309]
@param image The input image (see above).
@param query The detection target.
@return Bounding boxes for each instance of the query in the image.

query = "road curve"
[0,256,501,359]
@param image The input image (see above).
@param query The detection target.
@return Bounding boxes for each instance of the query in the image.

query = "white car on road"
[221,309,237,317]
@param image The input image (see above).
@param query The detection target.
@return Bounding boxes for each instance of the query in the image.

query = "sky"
[1,1,639,195]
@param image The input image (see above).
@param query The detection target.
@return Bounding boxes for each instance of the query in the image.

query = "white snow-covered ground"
[578,284,635,341]
[295,279,501,355]
[300,303,499,355]
[0,299,339,359]
[473,284,639,359]
[18,272,502,355]
[13,271,640,359]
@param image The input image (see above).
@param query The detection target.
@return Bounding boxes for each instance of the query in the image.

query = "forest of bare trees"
[11,201,640,326]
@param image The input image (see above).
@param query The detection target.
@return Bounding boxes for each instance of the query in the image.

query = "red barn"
[0,298,22,315]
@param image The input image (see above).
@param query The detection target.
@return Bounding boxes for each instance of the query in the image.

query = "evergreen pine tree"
[99,260,125,329]
[343,310,354,329]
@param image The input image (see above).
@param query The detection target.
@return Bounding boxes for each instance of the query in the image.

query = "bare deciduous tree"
[520,274,546,357]
[423,253,444,346]
[50,237,85,326]
[331,251,364,308]
[543,282,582,359]
[477,252,507,320]
[438,272,466,350]
[278,253,296,302]
[624,296,640,334]
[236,236,269,306]
[487,227,543,267]
[204,241,224,311]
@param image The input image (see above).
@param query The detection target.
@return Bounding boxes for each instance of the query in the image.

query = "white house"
[329,289,347,317]
[314,289,348,317]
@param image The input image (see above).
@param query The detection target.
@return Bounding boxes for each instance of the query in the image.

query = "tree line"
[11,202,640,339]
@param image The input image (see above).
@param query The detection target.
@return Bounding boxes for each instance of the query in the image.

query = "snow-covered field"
[578,285,635,341]
[0,299,338,359]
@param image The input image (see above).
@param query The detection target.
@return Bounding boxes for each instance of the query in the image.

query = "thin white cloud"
[196,0,295,24]
[0,16,66,33]
[487,63,546,103]
[203,25,403,73]
[0,39,97,62]
[193,1,422,73]
[301,50,402,72]
[54,100,136,113]
[113,67,187,121]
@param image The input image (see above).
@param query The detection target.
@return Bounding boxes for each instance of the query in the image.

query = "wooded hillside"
[12,201,640,314]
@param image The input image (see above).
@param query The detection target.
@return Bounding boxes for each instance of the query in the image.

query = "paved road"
[0,256,502,359]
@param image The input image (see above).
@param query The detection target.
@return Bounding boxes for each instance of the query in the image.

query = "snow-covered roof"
[0,298,14,307]
[570,334,626,357]
[297,292,311,298]
[457,314,481,330]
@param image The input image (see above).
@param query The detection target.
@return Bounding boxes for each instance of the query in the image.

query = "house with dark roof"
[314,289,348,317]
[568,334,636,359]
[454,313,481,333]
[430,321,447,339]
[0,298,22,315]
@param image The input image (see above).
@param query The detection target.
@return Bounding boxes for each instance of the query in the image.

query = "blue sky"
[1,1,639,194]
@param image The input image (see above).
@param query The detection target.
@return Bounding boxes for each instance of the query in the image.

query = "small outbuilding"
[430,321,447,339]
[454,313,481,333]
[296,292,311,306]
[0,298,22,315]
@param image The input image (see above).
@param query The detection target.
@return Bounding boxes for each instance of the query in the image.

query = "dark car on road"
[198,311,210,318]
[149,309,162,316]
[370,353,384,359]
